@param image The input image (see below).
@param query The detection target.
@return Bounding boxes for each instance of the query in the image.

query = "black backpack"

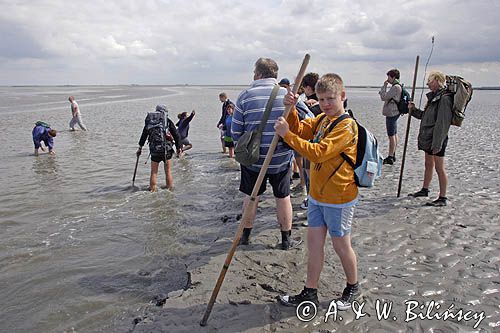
[392,83,411,115]
[145,111,171,155]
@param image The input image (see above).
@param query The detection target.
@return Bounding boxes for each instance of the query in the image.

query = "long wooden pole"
[200,54,310,326]
[132,154,140,187]
[397,55,420,197]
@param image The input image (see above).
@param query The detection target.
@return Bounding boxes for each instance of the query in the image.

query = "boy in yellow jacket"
[275,73,359,310]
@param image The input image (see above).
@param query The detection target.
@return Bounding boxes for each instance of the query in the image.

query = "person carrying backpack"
[275,73,360,311]
[136,104,181,192]
[32,121,57,156]
[408,71,453,207]
[378,69,402,165]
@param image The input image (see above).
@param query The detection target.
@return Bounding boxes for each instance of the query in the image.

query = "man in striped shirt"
[232,58,301,250]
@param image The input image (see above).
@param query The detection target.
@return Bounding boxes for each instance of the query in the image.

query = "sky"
[1,0,499,87]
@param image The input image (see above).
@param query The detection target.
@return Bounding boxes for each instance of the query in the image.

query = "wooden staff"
[200,54,310,326]
[397,55,420,197]
[132,154,140,187]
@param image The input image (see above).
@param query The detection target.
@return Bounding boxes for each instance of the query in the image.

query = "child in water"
[224,103,235,158]
[176,110,196,154]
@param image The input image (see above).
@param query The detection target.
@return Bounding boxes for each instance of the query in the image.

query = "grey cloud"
[361,35,405,51]
[385,19,422,36]
[0,0,499,86]
[341,15,375,34]
[0,21,51,59]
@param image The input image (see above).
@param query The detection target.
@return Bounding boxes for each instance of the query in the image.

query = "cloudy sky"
[1,0,499,86]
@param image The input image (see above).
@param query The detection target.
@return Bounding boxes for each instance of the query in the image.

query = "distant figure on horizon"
[137,104,181,192]
[379,69,402,165]
[217,92,232,154]
[408,71,453,207]
[68,96,88,131]
[176,109,196,154]
[32,121,57,156]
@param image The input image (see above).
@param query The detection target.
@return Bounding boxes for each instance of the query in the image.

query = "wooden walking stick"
[132,154,140,187]
[397,55,420,197]
[200,54,310,326]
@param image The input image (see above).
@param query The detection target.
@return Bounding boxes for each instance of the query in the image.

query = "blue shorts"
[386,114,400,136]
[307,198,356,237]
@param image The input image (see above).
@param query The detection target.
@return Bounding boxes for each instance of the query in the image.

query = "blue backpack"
[316,112,383,188]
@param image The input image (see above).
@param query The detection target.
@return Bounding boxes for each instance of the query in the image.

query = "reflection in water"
[68,130,91,156]
[32,154,59,177]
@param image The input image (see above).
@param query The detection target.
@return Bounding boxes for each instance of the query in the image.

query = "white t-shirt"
[71,101,80,115]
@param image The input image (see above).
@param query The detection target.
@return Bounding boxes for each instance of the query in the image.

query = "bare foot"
[149,185,158,192]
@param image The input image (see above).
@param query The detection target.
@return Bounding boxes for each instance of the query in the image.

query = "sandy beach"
[116,108,500,332]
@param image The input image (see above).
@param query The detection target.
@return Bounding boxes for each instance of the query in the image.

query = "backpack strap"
[340,152,355,169]
[325,113,350,134]
[314,113,353,181]
[389,82,402,103]
[312,113,351,141]
[256,84,280,135]
[313,114,327,134]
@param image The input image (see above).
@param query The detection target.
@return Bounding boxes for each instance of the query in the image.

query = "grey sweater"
[379,83,402,117]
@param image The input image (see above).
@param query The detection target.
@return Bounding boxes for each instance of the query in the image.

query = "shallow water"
[0,85,498,332]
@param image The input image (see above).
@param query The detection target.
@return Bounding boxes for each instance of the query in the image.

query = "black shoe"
[281,237,303,250]
[335,284,360,311]
[383,156,394,165]
[278,287,319,307]
[392,154,396,163]
[408,188,429,197]
[425,196,447,207]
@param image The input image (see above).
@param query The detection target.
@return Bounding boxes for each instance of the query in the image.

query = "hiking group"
[213,57,471,310]
[31,56,471,312]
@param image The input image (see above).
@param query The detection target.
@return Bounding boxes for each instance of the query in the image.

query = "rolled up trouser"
[69,114,87,130]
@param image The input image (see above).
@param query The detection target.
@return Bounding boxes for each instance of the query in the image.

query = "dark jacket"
[217,99,232,127]
[176,112,195,139]
[411,89,453,153]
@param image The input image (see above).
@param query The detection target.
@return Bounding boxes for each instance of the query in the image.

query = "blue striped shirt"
[232,78,293,174]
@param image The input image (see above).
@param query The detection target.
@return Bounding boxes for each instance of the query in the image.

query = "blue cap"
[279,78,290,86]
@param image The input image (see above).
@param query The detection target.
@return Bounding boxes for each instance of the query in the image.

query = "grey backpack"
[234,85,280,166]
[446,75,473,127]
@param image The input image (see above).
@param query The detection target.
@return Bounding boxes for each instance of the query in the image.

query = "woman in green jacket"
[408,71,453,207]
